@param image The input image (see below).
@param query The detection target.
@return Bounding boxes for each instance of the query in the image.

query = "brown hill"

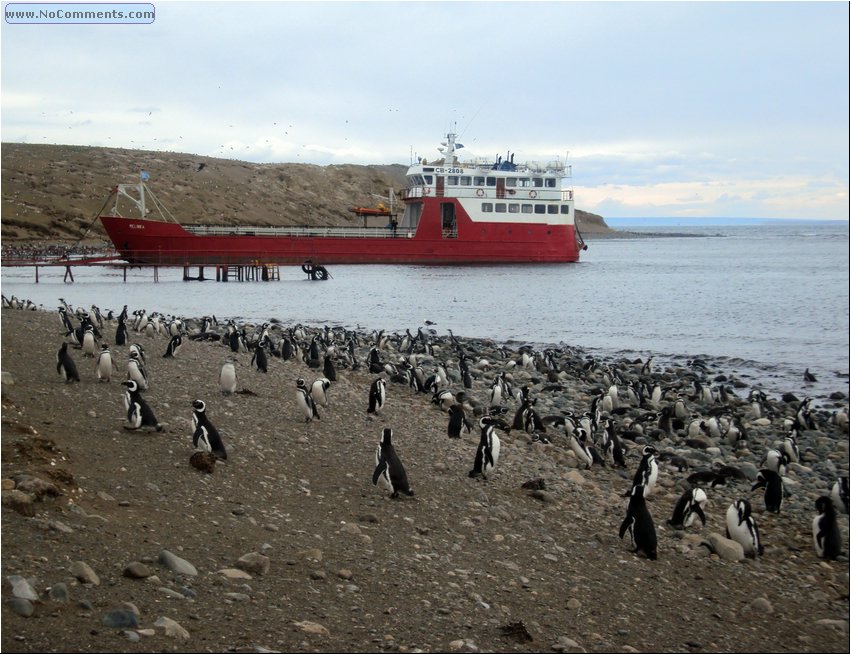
[0,143,611,244]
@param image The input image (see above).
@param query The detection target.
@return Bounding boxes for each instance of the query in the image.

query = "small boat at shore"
[98,133,586,266]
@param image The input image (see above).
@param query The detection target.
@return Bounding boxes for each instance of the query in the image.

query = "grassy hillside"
[1,143,610,243]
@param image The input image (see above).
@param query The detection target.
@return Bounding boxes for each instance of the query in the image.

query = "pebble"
[235,552,270,575]
[7,575,39,601]
[48,583,69,603]
[158,550,198,576]
[102,609,139,628]
[294,620,330,636]
[154,616,191,639]
[5,597,34,617]
[123,562,152,579]
[218,568,253,580]
[70,561,100,585]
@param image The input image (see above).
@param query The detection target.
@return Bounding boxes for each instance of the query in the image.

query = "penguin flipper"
[695,505,707,526]
[619,515,634,540]
[372,460,387,486]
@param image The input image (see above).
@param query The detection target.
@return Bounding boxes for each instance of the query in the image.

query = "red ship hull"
[100,200,581,265]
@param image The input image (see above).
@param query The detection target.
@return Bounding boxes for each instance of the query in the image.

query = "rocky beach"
[1,305,848,653]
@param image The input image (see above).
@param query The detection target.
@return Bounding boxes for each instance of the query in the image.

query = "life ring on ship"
[529,190,538,199]
[476,189,485,197]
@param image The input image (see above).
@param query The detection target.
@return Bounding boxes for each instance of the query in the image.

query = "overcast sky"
[2,1,848,220]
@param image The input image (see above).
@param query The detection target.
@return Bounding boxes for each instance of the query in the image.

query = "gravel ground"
[1,307,848,653]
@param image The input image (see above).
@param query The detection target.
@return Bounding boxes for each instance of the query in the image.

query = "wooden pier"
[1,255,287,284]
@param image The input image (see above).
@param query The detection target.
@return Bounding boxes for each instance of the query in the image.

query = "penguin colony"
[11,297,847,565]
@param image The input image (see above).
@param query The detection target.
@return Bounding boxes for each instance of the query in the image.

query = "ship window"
[482,202,493,212]
[535,204,546,214]
[505,178,517,187]
[508,203,519,213]
[545,178,557,188]
[561,205,570,214]
[547,205,559,214]
[522,204,533,214]
[533,178,544,187]
[447,176,459,185]
[460,176,471,186]
[518,178,531,187]
[423,167,434,172]
[474,176,486,186]
[495,203,506,213]
[424,175,433,184]
[486,177,497,187]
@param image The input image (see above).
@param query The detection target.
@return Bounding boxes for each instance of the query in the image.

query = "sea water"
[2,222,848,402]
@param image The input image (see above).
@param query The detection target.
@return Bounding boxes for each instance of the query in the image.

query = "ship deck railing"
[183,225,414,239]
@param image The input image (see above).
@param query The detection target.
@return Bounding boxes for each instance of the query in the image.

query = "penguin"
[803,368,817,382]
[630,445,659,497]
[251,345,268,373]
[469,416,501,479]
[619,484,657,560]
[372,427,414,498]
[129,342,147,365]
[447,403,473,439]
[812,495,842,560]
[295,378,319,422]
[81,326,97,357]
[781,431,800,464]
[367,377,387,415]
[322,354,337,382]
[599,418,626,468]
[56,342,80,383]
[95,344,113,382]
[163,334,183,358]
[725,499,763,558]
[752,469,783,513]
[831,477,849,514]
[668,488,708,530]
[568,427,594,470]
[191,399,227,460]
[115,314,128,346]
[311,377,331,408]
[122,380,162,431]
[127,351,148,390]
[280,336,295,361]
[219,360,238,395]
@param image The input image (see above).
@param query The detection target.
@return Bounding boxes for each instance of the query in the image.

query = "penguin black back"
[372,427,414,498]
[619,484,657,560]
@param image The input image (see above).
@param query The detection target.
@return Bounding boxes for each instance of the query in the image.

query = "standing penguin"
[322,354,337,382]
[219,360,238,395]
[56,342,80,383]
[619,484,658,560]
[95,344,113,382]
[115,314,128,346]
[127,351,148,390]
[725,499,763,558]
[372,427,414,498]
[250,345,268,373]
[295,378,319,422]
[568,427,595,470]
[812,495,842,560]
[367,377,387,415]
[191,399,227,460]
[163,334,183,358]
[81,326,97,357]
[752,469,783,513]
[469,416,502,479]
[630,445,659,497]
[668,488,708,530]
[447,403,473,439]
[311,377,331,408]
[122,380,163,431]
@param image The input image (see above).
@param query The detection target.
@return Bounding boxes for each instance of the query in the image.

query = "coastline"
[2,307,848,653]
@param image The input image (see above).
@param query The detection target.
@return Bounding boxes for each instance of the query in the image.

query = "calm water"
[2,223,848,401]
